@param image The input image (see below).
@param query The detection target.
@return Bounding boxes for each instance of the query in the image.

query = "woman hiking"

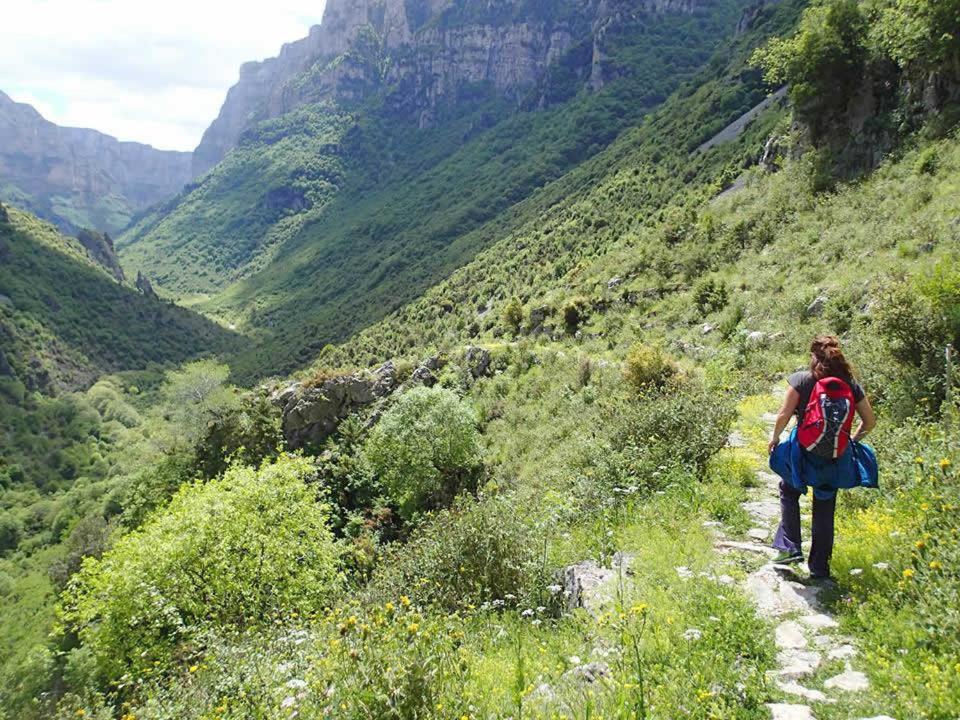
[767,336,878,581]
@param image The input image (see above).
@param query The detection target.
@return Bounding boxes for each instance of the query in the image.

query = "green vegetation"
[365,385,483,521]
[119,0,756,379]
[61,454,341,686]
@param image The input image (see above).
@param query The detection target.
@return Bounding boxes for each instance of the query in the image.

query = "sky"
[0,1,327,151]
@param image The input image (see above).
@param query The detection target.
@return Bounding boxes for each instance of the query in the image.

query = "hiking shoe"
[773,550,804,565]
[805,574,838,590]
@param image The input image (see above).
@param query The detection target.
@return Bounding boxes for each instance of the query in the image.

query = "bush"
[562,296,589,334]
[364,386,482,521]
[623,343,677,390]
[502,297,524,335]
[60,454,342,685]
[867,266,960,415]
[367,493,542,610]
[753,0,868,140]
[914,146,939,175]
[693,277,729,315]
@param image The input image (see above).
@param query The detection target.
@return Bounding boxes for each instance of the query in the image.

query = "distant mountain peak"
[0,90,193,235]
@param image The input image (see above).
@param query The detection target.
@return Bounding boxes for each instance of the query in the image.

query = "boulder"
[279,368,397,448]
[607,277,622,290]
[527,305,551,335]
[745,330,767,346]
[464,346,491,378]
[558,559,626,612]
[410,365,437,387]
[135,271,159,300]
[805,295,828,318]
[564,662,610,684]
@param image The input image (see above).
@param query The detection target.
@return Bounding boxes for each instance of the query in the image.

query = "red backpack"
[797,376,856,459]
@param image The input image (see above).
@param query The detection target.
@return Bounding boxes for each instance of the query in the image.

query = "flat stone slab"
[748,527,771,541]
[824,669,869,692]
[827,644,857,661]
[800,614,838,630]
[744,500,780,524]
[776,621,809,649]
[757,470,781,485]
[767,703,816,720]
[747,567,823,618]
[777,680,830,703]
[727,431,747,447]
[717,540,777,557]
[777,649,822,679]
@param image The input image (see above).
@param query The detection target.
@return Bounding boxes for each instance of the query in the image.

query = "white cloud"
[0,0,327,151]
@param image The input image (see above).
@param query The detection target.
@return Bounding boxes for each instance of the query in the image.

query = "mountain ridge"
[0,90,193,235]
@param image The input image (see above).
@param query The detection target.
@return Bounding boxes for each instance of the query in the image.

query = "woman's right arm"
[769,387,800,454]
[852,396,876,442]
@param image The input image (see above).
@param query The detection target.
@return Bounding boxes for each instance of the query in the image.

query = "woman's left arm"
[852,396,876,442]
[768,387,800,454]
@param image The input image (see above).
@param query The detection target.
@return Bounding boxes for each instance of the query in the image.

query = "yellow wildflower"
[407,623,419,634]
[903,568,915,579]
[189,665,199,673]
[915,540,927,550]
[915,457,925,464]
[939,458,952,471]
[929,561,943,570]
[385,601,395,614]
[400,595,411,607]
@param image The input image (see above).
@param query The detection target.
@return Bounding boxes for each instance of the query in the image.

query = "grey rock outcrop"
[194,0,706,174]
[76,229,125,282]
[135,271,158,300]
[277,362,400,448]
[464,346,492,378]
[0,90,192,234]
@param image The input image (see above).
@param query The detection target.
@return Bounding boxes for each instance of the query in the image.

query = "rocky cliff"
[194,0,706,175]
[0,90,193,234]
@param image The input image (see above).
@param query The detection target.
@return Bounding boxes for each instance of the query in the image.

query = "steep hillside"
[0,91,192,235]
[0,204,239,395]
[119,0,755,376]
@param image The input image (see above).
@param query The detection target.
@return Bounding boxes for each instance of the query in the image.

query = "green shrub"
[914,146,940,175]
[623,343,677,390]
[502,297,524,335]
[867,266,960,415]
[562,296,589,334]
[367,493,542,610]
[60,454,342,685]
[364,386,482,521]
[693,277,729,315]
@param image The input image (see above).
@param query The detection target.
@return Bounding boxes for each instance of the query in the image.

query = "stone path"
[712,396,884,720]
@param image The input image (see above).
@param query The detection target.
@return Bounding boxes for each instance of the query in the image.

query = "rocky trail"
[714,398,890,720]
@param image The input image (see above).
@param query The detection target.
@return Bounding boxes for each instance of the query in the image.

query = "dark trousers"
[772,481,836,577]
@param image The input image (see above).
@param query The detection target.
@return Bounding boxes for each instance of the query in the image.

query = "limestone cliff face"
[193,0,706,175]
[0,90,192,234]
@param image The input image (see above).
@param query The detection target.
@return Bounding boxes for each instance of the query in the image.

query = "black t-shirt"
[788,370,865,422]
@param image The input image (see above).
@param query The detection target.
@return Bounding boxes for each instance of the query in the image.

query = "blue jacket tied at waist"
[770,428,879,500]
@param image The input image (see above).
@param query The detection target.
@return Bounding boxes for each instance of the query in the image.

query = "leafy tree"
[60,454,341,684]
[502,297,524,335]
[753,0,868,139]
[870,0,960,72]
[365,386,482,521]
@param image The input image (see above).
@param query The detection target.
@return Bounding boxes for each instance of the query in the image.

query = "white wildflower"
[286,679,307,690]
[849,568,863,576]
[281,696,297,709]
[873,562,889,570]
[568,655,582,665]
[683,628,702,641]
